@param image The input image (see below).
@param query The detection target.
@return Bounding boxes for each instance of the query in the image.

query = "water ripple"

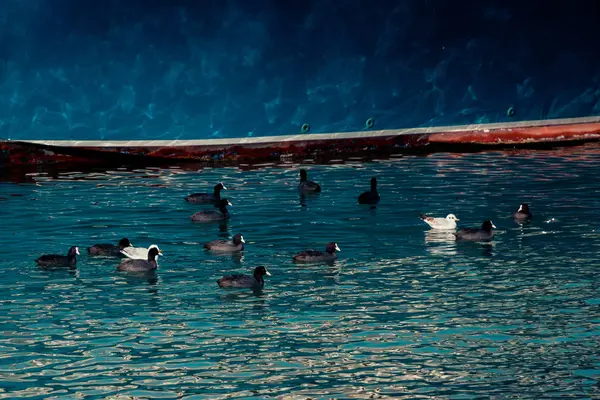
[0,145,599,397]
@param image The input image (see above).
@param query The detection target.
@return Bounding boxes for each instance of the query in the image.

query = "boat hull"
[2,116,600,168]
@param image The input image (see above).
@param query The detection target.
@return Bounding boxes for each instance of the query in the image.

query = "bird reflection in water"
[299,193,307,207]
[218,220,230,237]
[424,229,457,256]
[298,191,320,207]
[230,252,245,266]
[219,289,267,301]
[481,243,494,257]
[120,270,159,287]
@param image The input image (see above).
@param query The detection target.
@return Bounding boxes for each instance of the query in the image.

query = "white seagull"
[120,244,163,260]
[420,213,460,230]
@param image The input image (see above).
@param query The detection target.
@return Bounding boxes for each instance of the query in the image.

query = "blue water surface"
[0,145,599,398]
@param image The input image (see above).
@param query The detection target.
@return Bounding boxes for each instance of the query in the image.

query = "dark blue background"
[1,0,599,140]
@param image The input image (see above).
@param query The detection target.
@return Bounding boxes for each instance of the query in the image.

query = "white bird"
[120,244,163,260]
[420,213,460,230]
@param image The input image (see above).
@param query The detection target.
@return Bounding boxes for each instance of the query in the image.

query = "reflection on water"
[117,270,160,286]
[298,189,322,208]
[217,220,230,234]
[0,145,599,398]
[424,229,458,256]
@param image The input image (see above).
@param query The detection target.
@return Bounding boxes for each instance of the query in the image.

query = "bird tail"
[419,213,427,220]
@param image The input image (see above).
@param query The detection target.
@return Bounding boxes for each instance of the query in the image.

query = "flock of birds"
[34,168,533,290]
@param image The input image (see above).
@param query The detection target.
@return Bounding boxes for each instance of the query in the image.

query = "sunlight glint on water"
[0,146,599,398]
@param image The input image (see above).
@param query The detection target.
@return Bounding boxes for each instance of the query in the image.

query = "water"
[0,145,599,398]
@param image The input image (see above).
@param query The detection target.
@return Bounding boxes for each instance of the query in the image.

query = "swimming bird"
[120,244,162,260]
[35,246,80,268]
[293,242,340,263]
[512,203,532,221]
[217,266,271,289]
[298,169,321,193]
[88,238,132,256]
[420,213,459,230]
[358,177,380,205]
[117,246,161,273]
[454,220,496,241]
[204,233,245,252]
[185,182,227,204]
[191,199,232,222]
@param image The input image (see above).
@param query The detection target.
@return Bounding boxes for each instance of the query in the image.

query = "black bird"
[204,233,245,252]
[36,246,80,268]
[185,182,227,204]
[191,199,232,222]
[293,242,340,263]
[117,246,162,272]
[358,177,380,205]
[512,203,532,221]
[455,220,496,241]
[217,266,271,289]
[88,238,132,256]
[298,169,321,193]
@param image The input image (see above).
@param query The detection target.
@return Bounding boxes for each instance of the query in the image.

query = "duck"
[120,244,162,260]
[217,266,271,289]
[185,182,227,204]
[204,233,245,252]
[420,213,459,230]
[358,177,380,205]
[117,247,162,273]
[512,203,532,221]
[35,246,79,268]
[454,220,496,241]
[298,169,321,193]
[293,242,340,263]
[88,238,132,256]
[191,199,231,222]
